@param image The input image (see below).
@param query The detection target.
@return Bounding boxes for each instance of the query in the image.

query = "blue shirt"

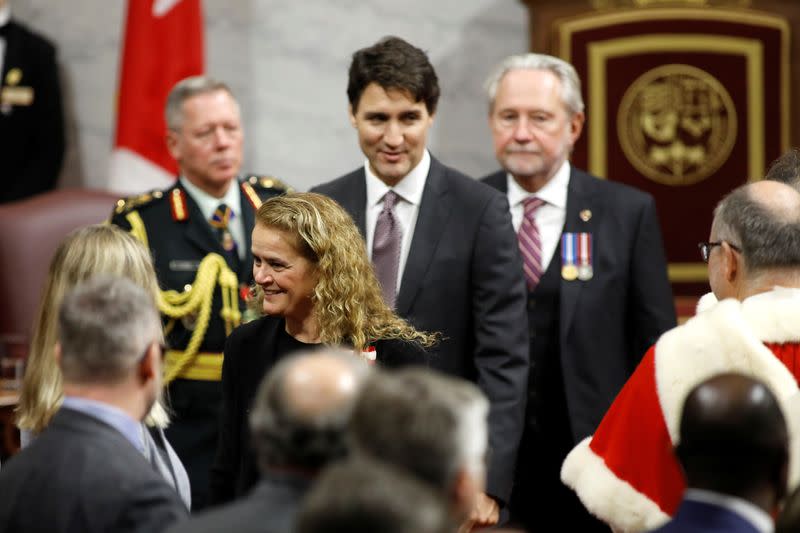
[61,396,144,453]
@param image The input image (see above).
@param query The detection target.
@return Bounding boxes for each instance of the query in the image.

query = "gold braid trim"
[125,211,149,249]
[159,253,241,384]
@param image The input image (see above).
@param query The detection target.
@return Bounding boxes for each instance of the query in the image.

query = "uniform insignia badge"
[114,190,159,215]
[241,181,263,210]
[170,188,188,221]
[5,68,22,86]
[1,86,33,106]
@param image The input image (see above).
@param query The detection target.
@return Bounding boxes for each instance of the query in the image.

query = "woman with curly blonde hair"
[16,224,191,508]
[210,192,437,503]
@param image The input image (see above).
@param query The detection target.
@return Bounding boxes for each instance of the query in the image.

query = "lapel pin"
[580,209,592,222]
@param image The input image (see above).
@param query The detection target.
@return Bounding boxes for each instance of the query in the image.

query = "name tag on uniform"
[169,260,201,272]
[1,86,34,106]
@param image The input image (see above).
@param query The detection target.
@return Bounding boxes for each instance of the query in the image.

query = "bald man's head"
[708,181,800,299]
[676,373,788,503]
[249,348,371,474]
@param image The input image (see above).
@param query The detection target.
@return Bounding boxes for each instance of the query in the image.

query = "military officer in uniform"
[111,76,288,509]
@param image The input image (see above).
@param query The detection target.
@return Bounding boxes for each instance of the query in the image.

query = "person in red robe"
[561,180,800,532]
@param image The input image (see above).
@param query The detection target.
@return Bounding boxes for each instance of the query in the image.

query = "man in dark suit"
[311,36,529,527]
[0,275,188,533]
[0,0,64,203]
[111,76,287,508]
[480,53,676,530]
[168,348,370,533]
[650,373,788,533]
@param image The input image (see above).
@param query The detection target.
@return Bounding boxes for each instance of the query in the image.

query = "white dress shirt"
[180,177,246,260]
[684,489,773,533]
[365,149,431,294]
[506,159,570,273]
[0,4,10,78]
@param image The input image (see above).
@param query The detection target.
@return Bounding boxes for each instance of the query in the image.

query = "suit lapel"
[396,158,452,316]
[483,170,508,193]
[560,169,598,337]
[339,171,368,238]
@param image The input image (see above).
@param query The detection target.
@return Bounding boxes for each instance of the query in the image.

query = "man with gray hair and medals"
[480,52,676,530]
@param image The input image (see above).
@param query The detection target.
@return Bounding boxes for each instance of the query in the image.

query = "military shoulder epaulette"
[113,189,165,215]
[245,175,293,193]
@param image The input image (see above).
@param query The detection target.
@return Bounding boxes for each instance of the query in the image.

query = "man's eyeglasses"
[698,241,741,263]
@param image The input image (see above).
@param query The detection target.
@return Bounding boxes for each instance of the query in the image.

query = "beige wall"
[12,0,528,192]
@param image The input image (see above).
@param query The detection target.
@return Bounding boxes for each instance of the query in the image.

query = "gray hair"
[58,275,160,385]
[164,75,237,130]
[765,148,800,191]
[249,348,372,472]
[713,185,800,272]
[349,368,489,491]
[484,53,584,115]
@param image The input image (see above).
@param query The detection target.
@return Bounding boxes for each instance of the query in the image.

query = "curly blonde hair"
[253,192,437,350]
[16,224,169,434]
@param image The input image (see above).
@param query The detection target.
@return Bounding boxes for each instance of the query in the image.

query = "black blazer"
[168,474,310,533]
[210,315,428,504]
[0,19,64,203]
[0,407,188,533]
[312,156,530,505]
[482,168,676,440]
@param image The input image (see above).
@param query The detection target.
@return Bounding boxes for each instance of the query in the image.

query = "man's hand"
[469,492,500,529]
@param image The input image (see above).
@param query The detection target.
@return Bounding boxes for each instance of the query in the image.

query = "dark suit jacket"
[649,498,762,533]
[168,473,310,533]
[210,315,429,504]
[0,407,188,533]
[0,19,64,203]
[312,156,529,504]
[482,168,676,441]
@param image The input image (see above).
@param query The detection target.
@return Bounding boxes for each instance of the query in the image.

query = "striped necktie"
[518,197,546,291]
[210,203,240,271]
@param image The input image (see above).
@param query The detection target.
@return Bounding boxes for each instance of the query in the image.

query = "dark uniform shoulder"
[242,174,292,195]
[112,188,168,217]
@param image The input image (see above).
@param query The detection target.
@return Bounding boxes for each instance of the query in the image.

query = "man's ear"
[568,111,585,147]
[165,130,181,160]
[348,103,357,128]
[723,241,739,284]
[138,342,158,384]
[54,342,63,370]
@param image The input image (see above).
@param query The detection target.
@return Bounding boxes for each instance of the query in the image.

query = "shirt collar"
[507,159,570,209]
[179,176,241,222]
[0,5,10,27]
[61,396,144,452]
[365,149,430,207]
[685,489,773,533]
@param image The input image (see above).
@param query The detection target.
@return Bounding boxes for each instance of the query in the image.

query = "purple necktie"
[372,191,402,308]
[518,197,546,291]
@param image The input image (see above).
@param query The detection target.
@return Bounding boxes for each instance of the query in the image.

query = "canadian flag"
[109,0,204,194]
